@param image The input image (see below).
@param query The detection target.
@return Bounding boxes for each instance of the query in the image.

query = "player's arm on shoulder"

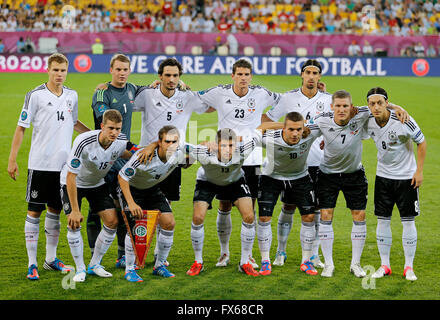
[387,102,409,123]
[137,141,159,164]
[66,171,83,230]
[7,125,26,181]
[94,82,109,91]
[257,121,283,133]
[117,171,143,218]
[74,120,90,134]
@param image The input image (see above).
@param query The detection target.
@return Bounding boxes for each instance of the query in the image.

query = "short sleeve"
[197,86,219,109]
[92,89,110,121]
[265,93,291,121]
[188,91,209,114]
[404,116,425,145]
[18,90,38,128]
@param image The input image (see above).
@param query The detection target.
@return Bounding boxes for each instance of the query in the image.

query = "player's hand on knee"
[7,161,19,181]
[68,210,83,230]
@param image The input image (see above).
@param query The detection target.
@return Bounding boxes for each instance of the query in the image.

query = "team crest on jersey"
[316,101,324,112]
[31,190,38,199]
[300,143,308,151]
[71,158,81,168]
[21,111,28,121]
[111,151,119,160]
[128,90,134,101]
[349,121,358,131]
[388,130,398,144]
[125,168,135,177]
[247,98,256,112]
[176,99,184,113]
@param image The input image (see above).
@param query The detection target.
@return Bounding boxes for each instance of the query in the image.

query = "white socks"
[319,219,334,266]
[312,211,321,257]
[44,211,61,263]
[25,215,40,267]
[376,218,392,267]
[67,227,85,272]
[217,210,232,256]
[240,221,255,266]
[276,208,294,252]
[300,221,316,263]
[402,219,417,269]
[257,220,272,262]
[351,220,366,265]
[154,228,174,268]
[125,233,136,272]
[89,224,117,267]
[191,223,205,263]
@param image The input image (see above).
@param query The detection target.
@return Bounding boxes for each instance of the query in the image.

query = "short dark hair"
[301,59,322,74]
[332,90,352,104]
[158,58,183,76]
[215,128,237,143]
[103,109,122,124]
[366,87,388,101]
[232,59,252,74]
[158,125,180,141]
[284,111,304,123]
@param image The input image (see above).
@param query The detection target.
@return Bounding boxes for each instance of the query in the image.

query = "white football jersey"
[119,146,185,190]
[18,83,78,171]
[197,84,280,166]
[134,85,209,145]
[260,127,320,180]
[315,106,371,174]
[365,111,425,180]
[190,135,259,186]
[60,130,129,188]
[265,88,332,167]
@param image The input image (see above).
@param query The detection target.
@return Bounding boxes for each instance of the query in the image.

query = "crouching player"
[186,122,281,277]
[61,110,137,282]
[364,87,426,281]
[256,112,321,276]
[117,125,185,282]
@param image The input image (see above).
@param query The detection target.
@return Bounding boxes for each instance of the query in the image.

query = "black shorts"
[316,168,368,211]
[308,166,319,192]
[60,183,115,215]
[118,185,172,214]
[156,166,181,202]
[242,165,260,199]
[374,176,420,218]
[257,175,316,217]
[193,177,251,208]
[104,158,128,199]
[26,169,63,212]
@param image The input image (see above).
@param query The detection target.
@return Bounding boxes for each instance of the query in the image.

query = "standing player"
[364,88,426,281]
[312,90,407,278]
[261,59,331,268]
[196,59,281,268]
[60,110,136,282]
[186,125,273,277]
[256,112,321,276]
[88,53,139,269]
[118,125,186,281]
[133,58,212,264]
[7,53,89,280]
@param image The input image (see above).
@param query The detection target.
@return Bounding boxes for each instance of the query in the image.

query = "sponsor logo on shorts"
[71,158,81,168]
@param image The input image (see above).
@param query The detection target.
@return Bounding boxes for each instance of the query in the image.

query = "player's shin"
[257,220,272,262]
[116,208,126,259]
[155,228,174,268]
[89,224,117,267]
[44,211,61,263]
[86,209,101,255]
[376,218,392,267]
[276,208,294,252]
[351,220,366,265]
[124,233,136,271]
[240,221,255,266]
[300,221,315,263]
[402,219,417,269]
[67,227,86,272]
[217,209,232,255]
[191,223,204,263]
[25,214,40,267]
[319,219,334,266]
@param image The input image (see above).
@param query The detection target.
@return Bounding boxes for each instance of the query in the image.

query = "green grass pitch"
[0,73,439,300]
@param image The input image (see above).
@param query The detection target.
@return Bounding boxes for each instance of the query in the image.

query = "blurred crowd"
[0,0,439,36]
